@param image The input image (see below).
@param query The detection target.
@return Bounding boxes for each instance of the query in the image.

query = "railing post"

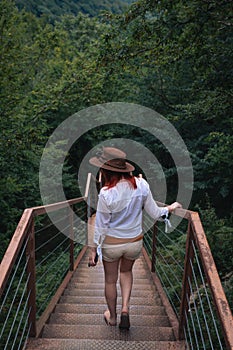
[151,222,158,273]
[69,206,74,271]
[178,220,195,339]
[26,217,37,337]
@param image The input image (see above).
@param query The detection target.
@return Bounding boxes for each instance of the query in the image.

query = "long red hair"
[100,169,137,189]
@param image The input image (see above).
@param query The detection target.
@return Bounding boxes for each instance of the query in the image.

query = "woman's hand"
[167,202,182,213]
[88,247,98,267]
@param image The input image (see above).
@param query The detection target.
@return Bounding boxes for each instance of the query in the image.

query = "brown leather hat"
[89,147,135,172]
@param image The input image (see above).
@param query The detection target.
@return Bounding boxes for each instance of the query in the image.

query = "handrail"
[0,196,86,298]
[147,205,233,350]
[190,212,233,349]
[0,208,34,297]
[0,189,89,349]
[1,173,233,350]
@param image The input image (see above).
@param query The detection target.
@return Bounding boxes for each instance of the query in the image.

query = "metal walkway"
[26,250,186,349]
[0,173,232,349]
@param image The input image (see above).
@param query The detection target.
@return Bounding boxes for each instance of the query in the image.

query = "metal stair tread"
[59,295,163,306]
[42,324,175,341]
[71,277,154,285]
[49,312,171,327]
[26,338,186,350]
[63,288,158,297]
[73,271,151,278]
[25,252,183,349]
[55,303,167,316]
[68,282,156,291]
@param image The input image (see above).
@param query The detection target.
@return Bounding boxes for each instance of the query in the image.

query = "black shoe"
[119,312,130,330]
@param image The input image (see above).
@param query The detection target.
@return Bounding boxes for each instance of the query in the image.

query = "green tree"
[15,0,133,21]
[97,0,233,216]
[0,1,47,246]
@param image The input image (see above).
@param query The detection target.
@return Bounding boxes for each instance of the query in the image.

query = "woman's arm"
[90,193,111,266]
[144,188,182,220]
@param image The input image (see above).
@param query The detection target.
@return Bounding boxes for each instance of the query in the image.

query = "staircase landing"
[26,252,186,349]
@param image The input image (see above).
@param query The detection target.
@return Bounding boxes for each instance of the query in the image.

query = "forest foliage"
[0,0,232,303]
[15,0,133,20]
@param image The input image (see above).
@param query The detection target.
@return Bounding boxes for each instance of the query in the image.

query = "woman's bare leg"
[119,258,135,313]
[103,259,120,325]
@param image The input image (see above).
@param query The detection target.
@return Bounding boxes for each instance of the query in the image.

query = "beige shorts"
[102,240,143,262]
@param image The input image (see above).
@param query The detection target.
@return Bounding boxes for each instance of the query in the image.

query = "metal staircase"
[0,173,232,350]
[26,249,186,349]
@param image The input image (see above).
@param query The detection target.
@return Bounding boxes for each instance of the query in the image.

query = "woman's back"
[96,177,149,239]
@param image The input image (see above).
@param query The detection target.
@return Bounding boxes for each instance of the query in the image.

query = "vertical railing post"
[178,220,195,339]
[69,206,74,271]
[26,217,37,337]
[151,222,158,273]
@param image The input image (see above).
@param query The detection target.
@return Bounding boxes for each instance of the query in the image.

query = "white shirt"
[94,177,169,245]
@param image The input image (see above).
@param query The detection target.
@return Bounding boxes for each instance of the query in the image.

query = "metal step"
[26,338,186,350]
[54,303,167,316]
[63,287,158,297]
[68,282,156,291]
[71,277,155,285]
[49,312,171,327]
[59,295,163,306]
[42,324,175,341]
[25,252,185,350]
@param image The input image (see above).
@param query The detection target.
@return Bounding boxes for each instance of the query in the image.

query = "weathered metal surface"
[31,196,85,216]
[156,201,191,220]
[25,253,186,349]
[0,208,33,297]
[69,206,74,271]
[36,246,88,337]
[190,211,233,350]
[142,247,180,340]
[26,218,37,337]
[26,338,186,350]
[1,172,232,350]
[178,220,195,340]
[151,222,157,273]
[0,196,86,298]
[42,323,175,341]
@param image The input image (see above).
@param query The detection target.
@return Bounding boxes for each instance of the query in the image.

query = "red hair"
[101,169,137,189]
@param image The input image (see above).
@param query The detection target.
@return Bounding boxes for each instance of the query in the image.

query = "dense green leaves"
[0,1,106,252]
[97,0,233,216]
[15,0,133,21]
[0,0,232,302]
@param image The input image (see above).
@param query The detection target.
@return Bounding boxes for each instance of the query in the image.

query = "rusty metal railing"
[1,173,233,349]
[143,207,233,350]
[0,174,92,349]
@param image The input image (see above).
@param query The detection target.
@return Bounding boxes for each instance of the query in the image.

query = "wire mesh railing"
[0,235,31,350]
[34,205,85,319]
[143,210,233,350]
[1,173,232,350]
[0,194,88,350]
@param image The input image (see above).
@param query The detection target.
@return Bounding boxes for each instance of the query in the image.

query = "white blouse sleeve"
[143,188,169,220]
[144,189,171,232]
[94,193,111,246]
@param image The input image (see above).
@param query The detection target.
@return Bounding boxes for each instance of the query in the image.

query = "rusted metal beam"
[151,222,158,273]
[178,220,195,340]
[142,247,180,340]
[156,201,192,220]
[0,208,33,297]
[69,206,74,271]
[31,197,85,216]
[26,218,37,337]
[0,197,86,298]
[190,211,233,350]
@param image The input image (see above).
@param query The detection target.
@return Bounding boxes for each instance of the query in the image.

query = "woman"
[89,147,182,330]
